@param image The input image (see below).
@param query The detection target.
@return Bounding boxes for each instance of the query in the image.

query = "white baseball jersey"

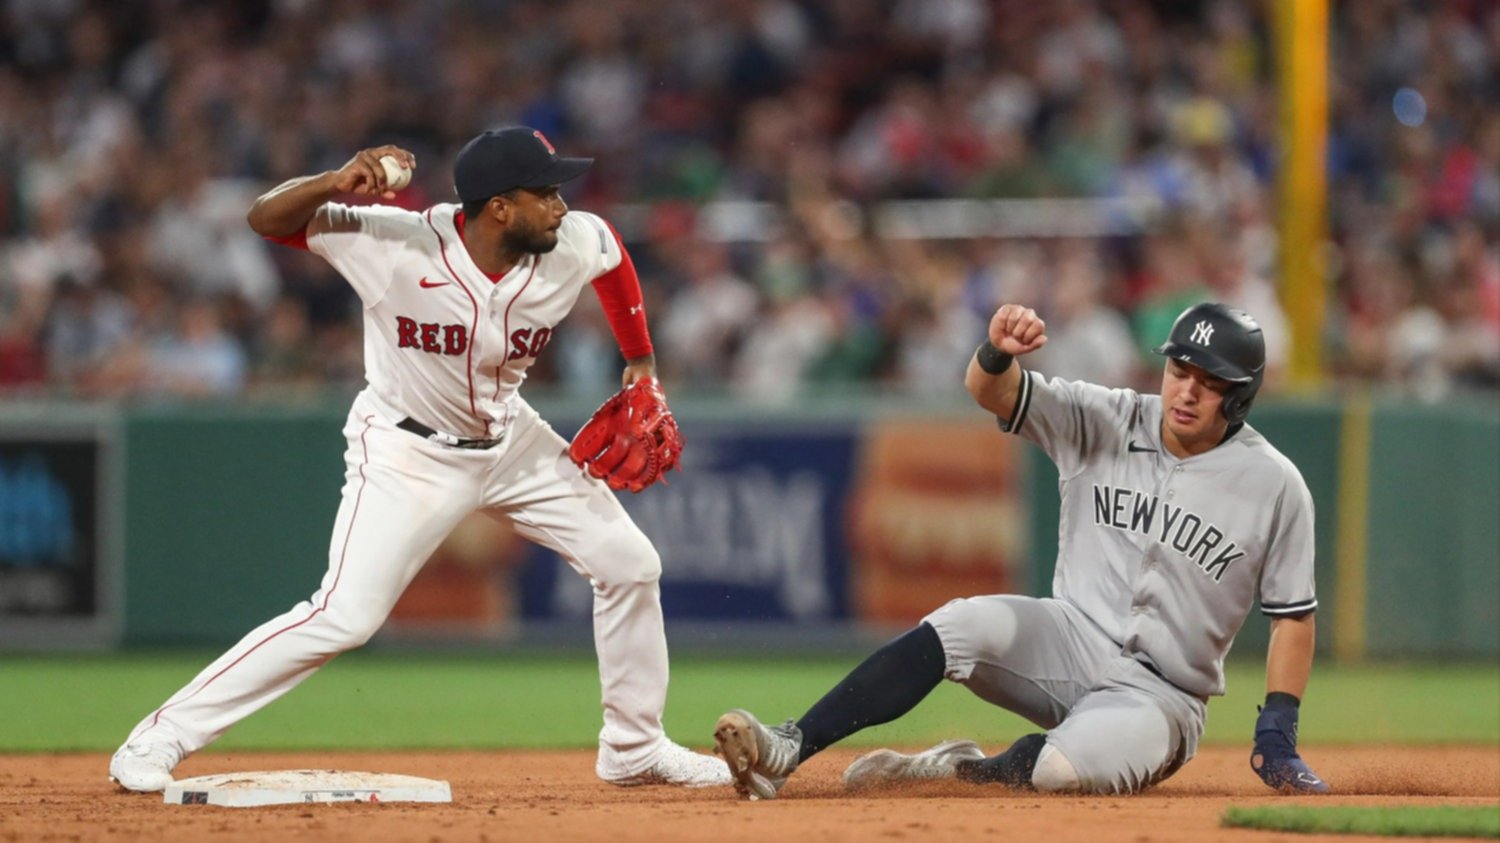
[119,202,690,783]
[308,202,623,438]
[1004,370,1318,697]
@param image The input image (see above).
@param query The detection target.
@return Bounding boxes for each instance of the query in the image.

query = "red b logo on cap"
[533,130,556,155]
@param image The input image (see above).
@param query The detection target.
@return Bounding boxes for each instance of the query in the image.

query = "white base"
[163,770,452,807]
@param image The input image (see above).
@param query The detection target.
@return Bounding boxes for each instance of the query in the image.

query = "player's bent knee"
[318,606,386,651]
[585,527,661,586]
[924,596,990,633]
[923,596,1020,661]
[1031,744,1082,793]
[614,535,661,585]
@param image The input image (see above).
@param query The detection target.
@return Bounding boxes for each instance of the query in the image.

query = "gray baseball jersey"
[1005,370,1318,697]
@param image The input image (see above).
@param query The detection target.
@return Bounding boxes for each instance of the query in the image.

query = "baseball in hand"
[379,155,411,191]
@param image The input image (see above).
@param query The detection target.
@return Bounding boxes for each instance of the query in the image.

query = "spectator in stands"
[141,297,246,398]
[0,1,1494,402]
[1029,240,1141,388]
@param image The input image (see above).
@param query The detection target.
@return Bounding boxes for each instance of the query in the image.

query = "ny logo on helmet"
[1191,321,1214,345]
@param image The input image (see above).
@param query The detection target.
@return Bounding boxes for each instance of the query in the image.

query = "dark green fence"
[122,405,347,642]
[7,393,1492,657]
[1362,401,1500,658]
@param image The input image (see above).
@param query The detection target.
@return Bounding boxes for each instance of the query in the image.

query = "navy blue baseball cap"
[453,127,593,202]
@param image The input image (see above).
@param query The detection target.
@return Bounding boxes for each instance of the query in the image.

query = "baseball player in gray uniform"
[108,128,730,793]
[714,302,1329,798]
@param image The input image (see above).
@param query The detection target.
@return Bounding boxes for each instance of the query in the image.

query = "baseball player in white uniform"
[109,128,730,791]
[714,302,1330,797]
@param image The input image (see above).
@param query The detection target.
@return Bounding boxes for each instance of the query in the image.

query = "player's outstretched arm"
[246,145,417,238]
[1250,614,1330,794]
[965,304,1046,421]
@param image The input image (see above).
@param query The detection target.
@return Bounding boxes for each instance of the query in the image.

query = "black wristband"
[1264,691,1301,710]
[975,341,1014,375]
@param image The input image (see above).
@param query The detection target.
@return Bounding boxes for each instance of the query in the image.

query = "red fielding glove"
[567,377,683,493]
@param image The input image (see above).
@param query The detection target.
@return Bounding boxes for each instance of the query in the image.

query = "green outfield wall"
[122,405,348,642]
[2,393,1495,657]
[1361,401,1500,658]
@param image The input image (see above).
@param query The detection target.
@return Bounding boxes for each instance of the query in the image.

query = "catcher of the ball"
[568,377,683,493]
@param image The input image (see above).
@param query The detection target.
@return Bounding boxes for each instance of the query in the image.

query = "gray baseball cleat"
[713,709,802,800]
[842,739,987,791]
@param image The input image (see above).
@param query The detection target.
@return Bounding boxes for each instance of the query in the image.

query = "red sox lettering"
[395,317,468,355]
[507,327,552,361]
[109,128,731,794]
[392,318,551,361]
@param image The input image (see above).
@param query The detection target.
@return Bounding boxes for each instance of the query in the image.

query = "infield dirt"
[2,745,1496,842]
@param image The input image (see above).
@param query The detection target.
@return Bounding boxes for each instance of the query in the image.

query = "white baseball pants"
[124,390,672,777]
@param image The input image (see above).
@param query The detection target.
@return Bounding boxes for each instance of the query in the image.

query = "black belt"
[397,418,504,449]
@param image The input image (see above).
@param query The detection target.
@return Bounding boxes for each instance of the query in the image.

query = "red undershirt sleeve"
[261,228,310,251]
[591,224,654,360]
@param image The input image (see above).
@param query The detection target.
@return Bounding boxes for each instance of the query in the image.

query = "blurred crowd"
[1,0,1497,404]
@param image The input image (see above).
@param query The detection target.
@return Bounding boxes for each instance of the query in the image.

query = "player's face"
[1160,359,1231,455]
[501,186,569,254]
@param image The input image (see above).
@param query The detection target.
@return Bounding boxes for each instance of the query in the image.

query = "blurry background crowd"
[1,0,1496,404]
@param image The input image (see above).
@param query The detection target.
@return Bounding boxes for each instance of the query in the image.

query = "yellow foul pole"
[1274,0,1330,387]
[1278,0,1367,660]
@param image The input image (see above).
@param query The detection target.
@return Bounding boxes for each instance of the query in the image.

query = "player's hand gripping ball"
[379,155,412,191]
[568,378,684,493]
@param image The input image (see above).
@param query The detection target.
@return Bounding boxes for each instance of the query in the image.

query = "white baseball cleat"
[603,740,733,788]
[713,709,802,801]
[842,739,987,791]
[109,742,180,793]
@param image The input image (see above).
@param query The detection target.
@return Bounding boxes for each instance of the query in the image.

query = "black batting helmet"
[1152,302,1265,424]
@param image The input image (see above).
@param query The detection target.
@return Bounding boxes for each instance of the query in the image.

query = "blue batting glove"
[1250,695,1330,794]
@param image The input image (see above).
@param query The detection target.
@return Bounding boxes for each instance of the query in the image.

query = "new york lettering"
[1092,484,1246,582]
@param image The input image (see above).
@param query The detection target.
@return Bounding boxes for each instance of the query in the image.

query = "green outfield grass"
[0,653,1495,753]
[1223,805,1500,838]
